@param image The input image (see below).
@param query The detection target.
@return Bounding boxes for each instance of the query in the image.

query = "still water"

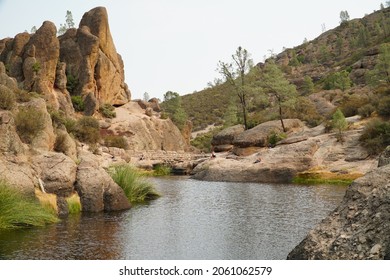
[0,177,346,260]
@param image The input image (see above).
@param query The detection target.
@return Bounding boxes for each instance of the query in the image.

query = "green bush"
[66,74,79,94]
[377,96,390,118]
[0,85,16,110]
[152,164,172,176]
[66,194,81,214]
[71,96,85,112]
[267,130,286,147]
[0,181,59,229]
[15,107,45,143]
[358,104,376,118]
[74,116,100,144]
[109,165,160,204]
[103,135,128,149]
[359,119,390,155]
[54,131,69,153]
[99,103,116,118]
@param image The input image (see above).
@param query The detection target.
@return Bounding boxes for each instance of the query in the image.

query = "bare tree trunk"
[279,102,286,132]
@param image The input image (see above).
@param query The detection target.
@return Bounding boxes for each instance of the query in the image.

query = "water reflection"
[0,178,346,260]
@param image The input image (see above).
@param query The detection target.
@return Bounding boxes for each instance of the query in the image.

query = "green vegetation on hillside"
[175,7,390,155]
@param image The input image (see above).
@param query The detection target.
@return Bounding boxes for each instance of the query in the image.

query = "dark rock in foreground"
[287,164,390,260]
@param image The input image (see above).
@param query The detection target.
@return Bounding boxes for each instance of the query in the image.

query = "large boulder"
[0,158,36,195]
[75,151,131,212]
[211,125,245,146]
[233,119,304,148]
[32,152,77,197]
[192,139,318,183]
[287,165,390,260]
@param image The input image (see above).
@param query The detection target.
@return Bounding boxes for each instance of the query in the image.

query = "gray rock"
[75,151,130,212]
[287,165,390,260]
[378,146,390,167]
[32,152,77,197]
[211,125,244,146]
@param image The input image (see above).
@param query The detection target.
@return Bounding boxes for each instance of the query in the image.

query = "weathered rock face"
[212,125,245,146]
[59,6,130,113]
[233,119,304,148]
[192,139,318,183]
[287,165,390,260]
[0,158,36,195]
[106,102,188,152]
[0,111,25,155]
[32,152,77,197]
[75,151,131,212]
[378,146,390,167]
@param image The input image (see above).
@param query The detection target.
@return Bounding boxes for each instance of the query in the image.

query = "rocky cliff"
[287,152,390,260]
[0,6,130,116]
[0,6,189,215]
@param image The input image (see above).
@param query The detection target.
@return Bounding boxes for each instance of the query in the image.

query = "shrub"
[152,164,172,176]
[15,107,45,143]
[359,119,390,155]
[0,85,16,110]
[0,181,59,229]
[99,103,116,118]
[66,74,79,94]
[358,104,376,118]
[377,96,390,118]
[54,131,69,153]
[267,130,286,147]
[71,96,85,112]
[74,116,100,144]
[332,109,348,142]
[32,62,41,73]
[16,90,34,103]
[103,135,128,149]
[109,165,160,204]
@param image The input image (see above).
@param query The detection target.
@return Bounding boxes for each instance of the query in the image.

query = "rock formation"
[287,164,390,260]
[0,6,130,116]
[59,7,130,113]
[192,118,377,183]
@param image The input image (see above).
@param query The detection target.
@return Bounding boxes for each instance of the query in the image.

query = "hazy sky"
[0,0,384,100]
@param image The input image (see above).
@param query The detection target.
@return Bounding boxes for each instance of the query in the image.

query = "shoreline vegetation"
[0,181,59,230]
[109,164,161,204]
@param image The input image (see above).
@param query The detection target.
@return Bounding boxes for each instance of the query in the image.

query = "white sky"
[0,0,384,100]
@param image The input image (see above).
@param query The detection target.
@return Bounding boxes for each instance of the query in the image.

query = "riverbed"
[0,177,346,259]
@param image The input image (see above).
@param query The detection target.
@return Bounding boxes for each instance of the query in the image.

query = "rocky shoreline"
[191,118,377,184]
[287,151,390,259]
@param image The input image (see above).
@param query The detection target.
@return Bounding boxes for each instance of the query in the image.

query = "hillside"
[180,7,390,132]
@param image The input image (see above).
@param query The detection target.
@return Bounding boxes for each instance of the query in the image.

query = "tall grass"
[0,181,59,229]
[152,164,172,176]
[109,165,160,204]
[66,193,81,214]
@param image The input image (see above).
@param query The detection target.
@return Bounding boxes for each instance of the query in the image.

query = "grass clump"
[71,96,85,112]
[0,181,59,229]
[99,103,116,118]
[15,107,45,143]
[109,165,160,204]
[66,193,81,214]
[152,164,172,176]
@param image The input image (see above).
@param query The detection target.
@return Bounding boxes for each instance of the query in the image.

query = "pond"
[0,177,346,259]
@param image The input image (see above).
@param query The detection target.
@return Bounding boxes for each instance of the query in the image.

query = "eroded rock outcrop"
[75,151,131,212]
[287,164,390,260]
[59,6,130,113]
[233,119,304,148]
